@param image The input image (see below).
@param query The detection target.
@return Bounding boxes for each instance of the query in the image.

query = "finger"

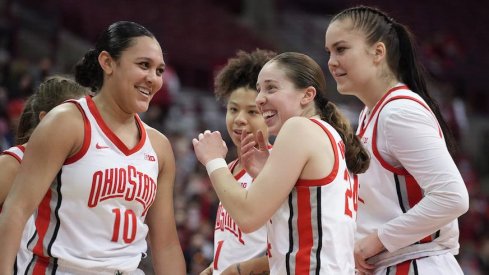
[192,138,198,146]
[198,133,204,140]
[204,130,211,134]
[256,130,267,150]
[241,139,257,153]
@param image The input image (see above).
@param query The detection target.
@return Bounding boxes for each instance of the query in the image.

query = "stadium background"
[0,0,488,274]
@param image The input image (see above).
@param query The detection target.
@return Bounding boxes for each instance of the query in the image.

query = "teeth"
[138,87,151,96]
[262,111,276,119]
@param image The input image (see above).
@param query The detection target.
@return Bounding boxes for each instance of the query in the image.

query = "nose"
[235,111,247,125]
[327,53,338,68]
[255,91,265,108]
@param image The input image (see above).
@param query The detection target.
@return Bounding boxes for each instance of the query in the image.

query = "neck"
[360,79,399,109]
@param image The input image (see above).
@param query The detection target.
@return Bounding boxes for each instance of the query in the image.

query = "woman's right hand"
[240,130,269,178]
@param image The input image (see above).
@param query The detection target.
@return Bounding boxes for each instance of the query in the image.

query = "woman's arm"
[0,154,21,207]
[0,103,83,272]
[376,101,469,252]
[221,255,270,275]
[146,129,186,274]
[194,117,334,233]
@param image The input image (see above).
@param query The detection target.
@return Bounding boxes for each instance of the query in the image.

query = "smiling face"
[325,19,377,97]
[226,87,268,149]
[106,36,165,114]
[256,61,305,136]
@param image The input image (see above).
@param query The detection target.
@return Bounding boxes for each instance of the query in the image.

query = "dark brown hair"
[270,52,370,174]
[214,49,276,103]
[331,6,456,155]
[16,75,89,145]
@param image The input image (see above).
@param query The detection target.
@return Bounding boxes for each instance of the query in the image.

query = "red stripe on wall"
[295,187,313,274]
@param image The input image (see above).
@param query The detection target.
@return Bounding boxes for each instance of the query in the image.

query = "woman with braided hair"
[325,5,469,274]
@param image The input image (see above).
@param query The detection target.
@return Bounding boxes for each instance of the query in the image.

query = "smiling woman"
[0,21,186,274]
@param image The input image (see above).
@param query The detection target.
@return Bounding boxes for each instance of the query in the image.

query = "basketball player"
[200,49,275,275]
[0,75,88,274]
[324,6,469,274]
[0,21,185,274]
[193,52,370,274]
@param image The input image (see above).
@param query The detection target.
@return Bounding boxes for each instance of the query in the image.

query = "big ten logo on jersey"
[338,140,359,219]
[215,204,244,244]
[88,165,157,216]
[144,153,156,162]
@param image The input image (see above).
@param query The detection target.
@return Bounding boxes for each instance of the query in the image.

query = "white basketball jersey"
[267,118,356,275]
[2,145,37,274]
[356,85,460,267]
[212,159,268,274]
[25,96,159,273]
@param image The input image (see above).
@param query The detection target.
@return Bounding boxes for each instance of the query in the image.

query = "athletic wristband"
[205,158,227,175]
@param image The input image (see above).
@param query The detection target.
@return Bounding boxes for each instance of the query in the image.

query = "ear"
[38,111,47,121]
[301,86,316,106]
[98,50,114,76]
[372,41,387,64]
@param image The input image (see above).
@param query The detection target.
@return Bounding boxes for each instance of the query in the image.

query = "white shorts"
[374,253,463,275]
[51,265,145,275]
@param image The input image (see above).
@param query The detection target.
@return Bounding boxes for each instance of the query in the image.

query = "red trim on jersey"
[228,159,247,179]
[296,119,339,187]
[64,100,92,164]
[33,189,52,258]
[405,175,423,208]
[86,96,147,156]
[358,86,409,138]
[372,95,442,174]
[295,187,313,274]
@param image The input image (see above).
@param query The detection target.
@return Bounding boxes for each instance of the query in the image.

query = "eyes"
[138,61,165,77]
[325,46,347,56]
[228,107,260,116]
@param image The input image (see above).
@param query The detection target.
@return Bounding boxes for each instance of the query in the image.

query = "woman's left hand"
[354,232,385,274]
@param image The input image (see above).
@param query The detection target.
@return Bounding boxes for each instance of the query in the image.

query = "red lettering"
[88,171,103,207]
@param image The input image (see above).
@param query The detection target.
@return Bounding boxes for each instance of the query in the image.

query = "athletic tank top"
[267,118,356,275]
[25,96,159,273]
[212,159,267,274]
[2,145,37,274]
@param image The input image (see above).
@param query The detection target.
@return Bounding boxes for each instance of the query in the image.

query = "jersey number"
[213,240,224,270]
[112,208,137,243]
[344,170,359,218]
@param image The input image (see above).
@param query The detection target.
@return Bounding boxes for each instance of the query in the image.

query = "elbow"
[455,188,470,216]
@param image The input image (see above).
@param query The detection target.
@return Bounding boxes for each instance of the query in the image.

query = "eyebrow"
[326,40,347,49]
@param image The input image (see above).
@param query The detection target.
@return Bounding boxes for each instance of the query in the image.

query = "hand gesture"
[240,130,269,178]
[193,130,228,165]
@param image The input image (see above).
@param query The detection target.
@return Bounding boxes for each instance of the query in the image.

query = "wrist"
[205,158,227,175]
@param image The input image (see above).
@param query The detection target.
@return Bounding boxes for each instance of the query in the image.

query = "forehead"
[257,62,287,83]
[325,19,362,46]
[228,87,258,103]
[123,36,164,64]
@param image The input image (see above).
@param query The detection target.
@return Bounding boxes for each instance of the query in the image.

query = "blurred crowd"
[1,7,489,275]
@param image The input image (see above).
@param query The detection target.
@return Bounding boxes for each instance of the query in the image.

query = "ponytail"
[393,22,456,155]
[319,101,370,174]
[74,49,103,92]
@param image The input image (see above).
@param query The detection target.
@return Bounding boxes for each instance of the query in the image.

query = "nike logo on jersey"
[95,143,110,149]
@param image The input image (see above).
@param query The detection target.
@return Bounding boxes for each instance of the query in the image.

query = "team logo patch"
[144,153,156,162]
